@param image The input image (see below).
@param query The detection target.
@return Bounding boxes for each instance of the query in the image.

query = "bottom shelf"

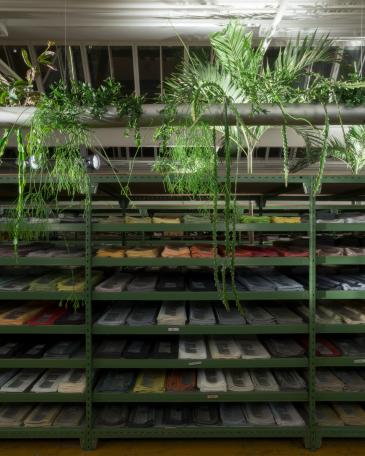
[0,427,84,438]
[318,425,365,438]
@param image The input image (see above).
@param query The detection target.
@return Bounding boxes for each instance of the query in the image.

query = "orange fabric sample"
[161,246,191,258]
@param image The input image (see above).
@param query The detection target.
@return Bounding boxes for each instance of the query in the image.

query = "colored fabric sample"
[0,303,46,326]
[152,216,181,224]
[27,307,67,326]
[133,370,166,393]
[57,270,103,292]
[271,216,301,224]
[125,247,160,258]
[125,216,152,224]
[333,403,365,425]
[161,245,191,258]
[190,245,216,258]
[24,405,62,427]
[197,369,227,392]
[95,272,134,293]
[240,215,271,224]
[96,247,125,258]
[165,369,196,392]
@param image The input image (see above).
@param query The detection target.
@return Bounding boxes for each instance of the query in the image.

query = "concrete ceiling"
[0,1,365,44]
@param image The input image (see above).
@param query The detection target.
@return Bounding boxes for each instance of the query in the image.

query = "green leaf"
[21,49,32,69]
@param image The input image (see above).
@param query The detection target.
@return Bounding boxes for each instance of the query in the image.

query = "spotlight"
[85,153,101,170]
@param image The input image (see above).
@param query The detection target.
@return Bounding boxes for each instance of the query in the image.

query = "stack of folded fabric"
[244,304,275,325]
[126,303,159,326]
[125,216,152,224]
[156,273,185,291]
[208,337,241,359]
[235,269,275,292]
[58,369,86,393]
[95,370,135,392]
[214,303,246,325]
[183,214,210,224]
[27,307,67,326]
[29,271,69,292]
[260,269,304,291]
[0,341,23,358]
[273,369,306,391]
[189,302,216,325]
[332,403,365,425]
[152,216,181,237]
[0,303,46,326]
[57,270,103,292]
[188,271,216,291]
[266,337,305,358]
[0,275,34,292]
[161,245,191,258]
[271,216,301,224]
[0,369,41,392]
[316,246,344,256]
[178,337,207,360]
[241,215,271,224]
[192,405,220,426]
[243,403,276,426]
[250,369,280,391]
[197,369,227,392]
[127,273,158,292]
[301,336,341,357]
[53,405,85,427]
[270,403,305,426]
[315,404,344,426]
[314,304,343,324]
[94,339,126,358]
[235,336,271,359]
[344,247,365,256]
[190,245,216,258]
[95,405,129,427]
[95,247,125,258]
[330,336,365,356]
[334,369,365,392]
[43,340,81,359]
[316,211,345,223]
[157,301,187,326]
[266,305,304,325]
[95,303,133,326]
[315,369,344,392]
[0,369,19,389]
[125,247,160,258]
[123,340,152,359]
[151,339,178,359]
[95,271,134,292]
[133,370,166,393]
[343,212,365,223]
[219,404,247,426]
[163,405,190,426]
[0,405,33,427]
[128,405,157,427]
[226,369,254,392]
[31,369,68,393]
[165,370,196,392]
[275,247,308,257]
[24,405,62,427]
[334,305,365,325]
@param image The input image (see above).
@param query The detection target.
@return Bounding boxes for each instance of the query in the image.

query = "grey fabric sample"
[333,369,365,392]
[58,369,86,393]
[250,369,280,391]
[315,404,344,426]
[189,302,216,325]
[243,403,276,426]
[226,369,254,392]
[0,405,34,427]
[244,304,275,325]
[95,405,129,427]
[197,369,227,392]
[235,269,275,292]
[0,369,41,392]
[0,369,18,389]
[157,301,187,326]
[219,404,247,426]
[260,270,304,291]
[127,273,158,292]
[270,403,305,426]
[43,341,81,358]
[331,337,365,356]
[95,272,134,293]
[94,339,126,358]
[192,405,220,426]
[208,337,241,359]
[163,405,190,426]
[235,336,271,359]
[31,369,68,393]
[95,303,133,326]
[273,369,306,391]
[265,337,305,358]
[315,368,344,392]
[265,305,304,325]
[178,337,207,360]
[95,370,135,392]
[128,405,155,427]
[214,304,246,325]
[24,404,62,427]
[126,303,159,326]
[53,405,85,427]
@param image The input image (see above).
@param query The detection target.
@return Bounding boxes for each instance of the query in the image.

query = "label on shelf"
[168,327,180,332]
[188,361,202,366]
[207,394,219,399]
[354,359,365,364]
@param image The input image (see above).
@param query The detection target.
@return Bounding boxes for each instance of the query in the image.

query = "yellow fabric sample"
[152,216,181,224]
[0,303,46,326]
[96,247,125,258]
[125,247,160,258]
[57,270,103,292]
[133,370,166,393]
[125,215,152,224]
[271,216,301,224]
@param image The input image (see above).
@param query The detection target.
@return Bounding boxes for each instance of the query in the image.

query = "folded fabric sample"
[192,405,220,426]
[333,403,365,425]
[270,403,305,426]
[165,369,196,392]
[208,337,241,359]
[0,276,34,292]
[259,269,304,291]
[125,247,160,258]
[128,405,156,427]
[123,339,152,359]
[95,370,135,393]
[0,369,19,389]
[241,215,271,224]
[58,369,86,393]
[95,272,134,293]
[133,370,166,393]
[343,213,365,223]
[315,369,344,392]
[24,404,62,427]
[244,304,275,325]
[214,304,246,325]
[265,305,304,325]
[0,303,46,326]
[275,247,308,257]
[95,405,129,427]
[157,301,187,326]
[96,247,125,258]
[0,405,33,427]
[243,403,275,426]
[220,404,247,426]
[197,369,227,392]
[235,269,275,292]
[273,369,306,391]
[56,311,85,325]
[161,245,191,258]
[178,337,207,360]
[151,339,178,359]
[127,273,158,292]
[271,216,301,224]
[28,272,69,292]
[250,369,280,391]
[0,341,22,358]
[31,369,68,393]
[22,343,48,358]
[266,337,306,358]
[316,246,344,256]
[125,215,152,224]
[236,336,271,359]
[156,273,186,291]
[126,303,159,326]
[53,405,84,427]
[226,369,254,392]
[344,247,365,256]
[183,214,210,224]
[94,339,126,358]
[315,404,344,426]
[188,272,216,291]
[27,307,67,326]
[189,302,216,325]
[152,216,181,224]
[0,369,41,392]
[57,270,103,292]
[96,303,133,326]
[43,340,81,359]
[334,369,365,392]
[190,245,216,258]
[163,405,190,426]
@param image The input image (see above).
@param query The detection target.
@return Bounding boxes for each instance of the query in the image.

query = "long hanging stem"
[314,105,329,194]
[281,122,289,186]
[212,127,221,295]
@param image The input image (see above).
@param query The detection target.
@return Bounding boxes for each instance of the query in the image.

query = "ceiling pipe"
[0,104,365,128]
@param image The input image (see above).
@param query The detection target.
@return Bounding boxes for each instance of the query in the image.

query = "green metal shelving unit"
[1,173,365,449]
